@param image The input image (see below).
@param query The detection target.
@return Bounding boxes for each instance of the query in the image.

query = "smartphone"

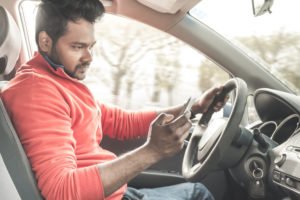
[179,97,195,117]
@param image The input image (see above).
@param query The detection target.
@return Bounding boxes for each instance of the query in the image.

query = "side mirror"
[252,0,274,17]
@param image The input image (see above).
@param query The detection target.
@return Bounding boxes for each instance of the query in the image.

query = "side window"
[87,14,230,109]
[19,1,230,110]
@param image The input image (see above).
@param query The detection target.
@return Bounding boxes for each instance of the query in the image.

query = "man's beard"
[49,48,90,80]
[64,62,90,80]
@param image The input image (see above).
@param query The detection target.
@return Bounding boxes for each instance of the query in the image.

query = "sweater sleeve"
[1,76,104,200]
[99,103,157,140]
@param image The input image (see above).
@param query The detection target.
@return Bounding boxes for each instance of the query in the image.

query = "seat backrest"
[0,5,44,200]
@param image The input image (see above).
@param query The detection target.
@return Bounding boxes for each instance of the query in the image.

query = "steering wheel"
[182,78,248,181]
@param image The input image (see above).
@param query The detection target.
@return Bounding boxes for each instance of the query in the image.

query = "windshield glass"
[190,0,300,94]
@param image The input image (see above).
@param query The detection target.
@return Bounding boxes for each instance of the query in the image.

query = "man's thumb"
[154,113,174,125]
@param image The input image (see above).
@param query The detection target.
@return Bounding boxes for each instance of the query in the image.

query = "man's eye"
[72,45,83,49]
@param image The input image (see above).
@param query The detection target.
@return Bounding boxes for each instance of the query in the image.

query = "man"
[1,0,226,199]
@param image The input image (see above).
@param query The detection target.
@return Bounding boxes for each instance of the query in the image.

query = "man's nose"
[82,48,93,62]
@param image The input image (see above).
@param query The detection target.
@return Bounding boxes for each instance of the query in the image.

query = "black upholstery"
[0,5,44,200]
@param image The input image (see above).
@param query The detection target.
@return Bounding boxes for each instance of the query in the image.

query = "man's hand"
[145,113,192,159]
[191,85,229,115]
[98,112,191,197]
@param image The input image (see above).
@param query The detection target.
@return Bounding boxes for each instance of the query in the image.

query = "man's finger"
[210,85,223,96]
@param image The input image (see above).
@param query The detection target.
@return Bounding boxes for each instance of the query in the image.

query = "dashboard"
[254,88,300,198]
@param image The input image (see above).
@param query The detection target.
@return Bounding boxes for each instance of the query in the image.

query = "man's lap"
[122,182,215,200]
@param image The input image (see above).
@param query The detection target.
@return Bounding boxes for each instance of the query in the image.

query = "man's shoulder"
[3,67,58,92]
[1,67,66,108]
[7,52,62,88]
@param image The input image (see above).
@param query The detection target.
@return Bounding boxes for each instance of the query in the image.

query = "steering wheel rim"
[182,78,248,181]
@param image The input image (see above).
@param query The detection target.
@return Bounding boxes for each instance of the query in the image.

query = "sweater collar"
[28,52,80,83]
[42,53,64,70]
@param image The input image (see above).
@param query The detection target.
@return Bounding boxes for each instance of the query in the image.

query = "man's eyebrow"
[71,41,97,47]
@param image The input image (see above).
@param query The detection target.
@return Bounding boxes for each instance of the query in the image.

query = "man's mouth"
[77,64,90,72]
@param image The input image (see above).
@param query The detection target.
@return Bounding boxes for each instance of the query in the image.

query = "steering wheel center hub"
[197,118,228,161]
[198,118,228,150]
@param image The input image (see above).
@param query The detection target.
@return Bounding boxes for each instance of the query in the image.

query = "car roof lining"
[105,0,201,31]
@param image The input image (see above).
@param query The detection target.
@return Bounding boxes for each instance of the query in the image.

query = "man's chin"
[71,68,88,80]
[75,73,86,80]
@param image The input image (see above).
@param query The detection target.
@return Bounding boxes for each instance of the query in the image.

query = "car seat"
[0,5,44,200]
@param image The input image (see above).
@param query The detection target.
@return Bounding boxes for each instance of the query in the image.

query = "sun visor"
[137,0,190,14]
[100,0,113,6]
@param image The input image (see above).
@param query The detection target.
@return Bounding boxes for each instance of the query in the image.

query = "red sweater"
[1,52,157,200]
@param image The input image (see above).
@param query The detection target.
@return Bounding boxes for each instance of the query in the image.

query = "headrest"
[0,6,22,76]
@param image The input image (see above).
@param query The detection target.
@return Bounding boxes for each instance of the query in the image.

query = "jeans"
[122,182,215,200]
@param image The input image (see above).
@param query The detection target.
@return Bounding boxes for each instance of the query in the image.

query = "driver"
[1,0,227,199]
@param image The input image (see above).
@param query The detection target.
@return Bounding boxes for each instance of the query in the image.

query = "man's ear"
[38,31,53,53]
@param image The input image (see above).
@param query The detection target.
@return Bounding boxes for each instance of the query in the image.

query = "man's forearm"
[97,144,162,197]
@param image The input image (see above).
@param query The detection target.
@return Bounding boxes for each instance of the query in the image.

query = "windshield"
[190,0,300,94]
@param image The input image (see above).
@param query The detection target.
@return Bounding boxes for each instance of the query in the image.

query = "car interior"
[0,5,43,200]
[1,0,300,200]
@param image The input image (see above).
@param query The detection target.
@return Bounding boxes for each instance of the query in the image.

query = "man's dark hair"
[35,0,104,47]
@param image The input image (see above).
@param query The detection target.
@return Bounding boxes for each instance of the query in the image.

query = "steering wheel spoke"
[191,163,202,173]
